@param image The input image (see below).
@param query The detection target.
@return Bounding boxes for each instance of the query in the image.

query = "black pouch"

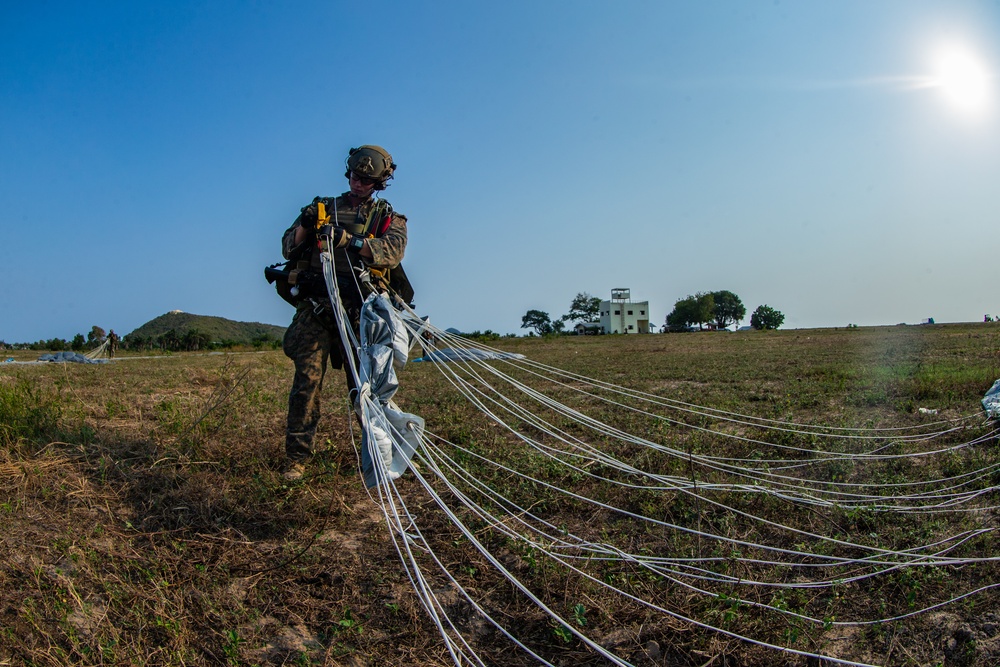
[264,260,318,306]
[388,263,415,307]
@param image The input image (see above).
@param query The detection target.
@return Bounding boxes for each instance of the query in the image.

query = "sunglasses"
[350,171,378,186]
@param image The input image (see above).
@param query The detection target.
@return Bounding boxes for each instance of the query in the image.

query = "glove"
[300,203,320,227]
[319,225,364,251]
[319,225,349,248]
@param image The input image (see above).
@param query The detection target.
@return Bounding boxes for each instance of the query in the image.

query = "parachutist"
[275,145,409,481]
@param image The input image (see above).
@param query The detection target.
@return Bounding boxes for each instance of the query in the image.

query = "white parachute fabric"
[85,338,110,359]
[984,379,1000,420]
[359,400,423,488]
[359,292,410,395]
[357,292,424,488]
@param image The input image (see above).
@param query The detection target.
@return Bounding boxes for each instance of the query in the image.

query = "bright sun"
[930,46,992,115]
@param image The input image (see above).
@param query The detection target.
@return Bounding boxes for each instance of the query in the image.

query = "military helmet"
[345,145,396,189]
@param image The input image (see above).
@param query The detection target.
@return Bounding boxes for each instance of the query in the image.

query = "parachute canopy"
[37,351,109,364]
[984,378,1000,419]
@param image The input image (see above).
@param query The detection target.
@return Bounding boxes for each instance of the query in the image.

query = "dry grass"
[1,323,1000,666]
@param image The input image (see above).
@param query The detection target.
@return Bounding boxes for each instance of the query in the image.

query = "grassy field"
[2,322,999,666]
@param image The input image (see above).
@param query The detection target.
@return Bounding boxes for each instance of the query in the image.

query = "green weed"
[0,378,62,447]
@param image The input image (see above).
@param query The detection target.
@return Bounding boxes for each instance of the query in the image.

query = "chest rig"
[267,195,413,309]
[320,196,393,239]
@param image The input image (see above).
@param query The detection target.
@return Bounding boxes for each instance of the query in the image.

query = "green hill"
[126,311,286,345]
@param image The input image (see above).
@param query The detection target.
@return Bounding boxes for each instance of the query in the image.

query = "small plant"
[717,592,742,625]
[105,398,126,419]
[223,629,244,665]
[335,609,361,635]
[552,624,573,643]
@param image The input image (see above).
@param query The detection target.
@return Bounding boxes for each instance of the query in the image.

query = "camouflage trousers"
[282,302,360,461]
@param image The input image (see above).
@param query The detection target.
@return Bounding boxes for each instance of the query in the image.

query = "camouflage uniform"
[281,192,407,462]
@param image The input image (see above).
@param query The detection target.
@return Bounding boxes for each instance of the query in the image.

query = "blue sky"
[2,1,999,343]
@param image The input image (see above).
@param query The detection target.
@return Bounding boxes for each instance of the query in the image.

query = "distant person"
[420,329,437,357]
[107,330,119,359]
[279,145,408,481]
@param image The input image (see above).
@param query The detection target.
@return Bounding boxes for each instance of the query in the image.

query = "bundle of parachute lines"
[327,254,1000,667]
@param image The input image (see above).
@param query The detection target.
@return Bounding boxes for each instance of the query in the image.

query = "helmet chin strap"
[348,186,375,201]
[346,188,374,205]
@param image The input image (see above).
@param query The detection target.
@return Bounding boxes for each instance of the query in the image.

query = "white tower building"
[599,288,650,334]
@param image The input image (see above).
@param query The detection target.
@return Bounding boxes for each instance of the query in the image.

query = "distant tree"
[563,292,602,324]
[71,333,86,351]
[552,319,566,334]
[664,307,687,332]
[750,305,785,330]
[521,310,553,336]
[183,329,212,351]
[665,298,696,331]
[693,292,715,329]
[711,290,746,329]
[45,338,68,351]
[127,334,154,351]
[87,325,106,347]
[157,329,181,351]
[665,292,715,331]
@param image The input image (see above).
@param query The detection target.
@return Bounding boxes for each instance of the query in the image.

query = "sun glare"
[930,46,992,115]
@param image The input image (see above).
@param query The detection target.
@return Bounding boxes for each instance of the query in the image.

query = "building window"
[628,325,634,330]
[640,310,645,315]
[627,310,633,315]
[614,310,620,315]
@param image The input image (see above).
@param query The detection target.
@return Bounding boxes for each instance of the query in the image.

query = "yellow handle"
[315,202,331,229]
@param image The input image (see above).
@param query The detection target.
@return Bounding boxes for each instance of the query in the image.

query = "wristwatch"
[347,236,365,253]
